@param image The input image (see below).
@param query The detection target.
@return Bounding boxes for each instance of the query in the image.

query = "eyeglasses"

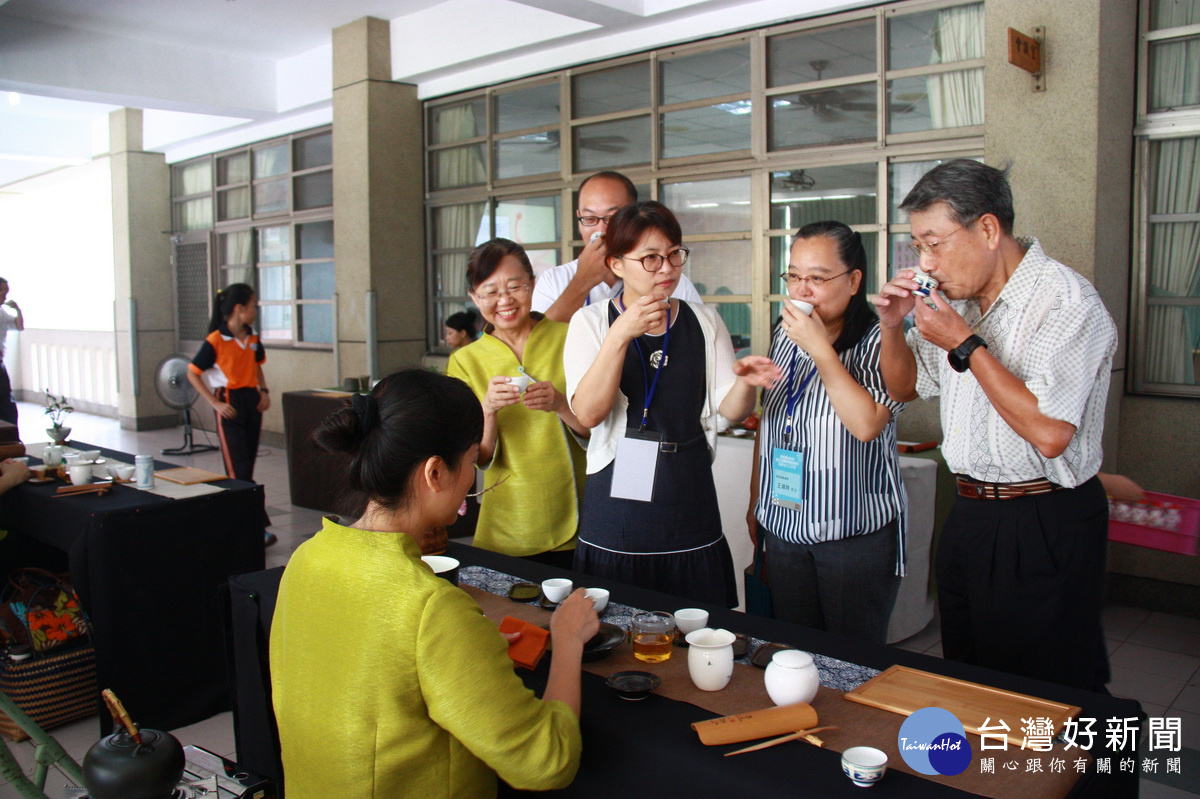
[620,248,690,272]
[473,282,531,302]
[466,473,510,498]
[907,217,978,257]
[780,270,851,287]
[576,213,616,227]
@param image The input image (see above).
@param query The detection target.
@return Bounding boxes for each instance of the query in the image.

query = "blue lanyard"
[617,297,671,431]
[782,347,817,443]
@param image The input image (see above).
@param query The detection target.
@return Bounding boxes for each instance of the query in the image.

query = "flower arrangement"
[44,389,74,428]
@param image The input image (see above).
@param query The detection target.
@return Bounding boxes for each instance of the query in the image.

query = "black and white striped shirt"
[753,322,909,575]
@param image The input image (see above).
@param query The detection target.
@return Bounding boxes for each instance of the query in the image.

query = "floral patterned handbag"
[0,568,91,652]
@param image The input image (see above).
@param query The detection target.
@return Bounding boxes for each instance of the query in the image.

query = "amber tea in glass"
[631,612,675,664]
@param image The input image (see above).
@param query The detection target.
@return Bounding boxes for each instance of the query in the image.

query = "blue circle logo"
[897,707,973,775]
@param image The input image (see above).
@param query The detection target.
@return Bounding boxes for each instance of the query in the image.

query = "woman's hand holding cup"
[549,588,601,653]
[522,381,565,413]
[611,293,670,343]
[483,375,523,413]
[780,301,831,356]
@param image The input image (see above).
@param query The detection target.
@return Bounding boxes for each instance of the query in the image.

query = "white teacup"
[674,608,710,637]
[842,746,888,787]
[584,588,610,613]
[508,375,532,394]
[78,449,101,462]
[541,578,572,604]
[107,463,136,481]
[420,555,460,584]
[790,299,814,315]
[67,464,94,486]
[10,456,28,465]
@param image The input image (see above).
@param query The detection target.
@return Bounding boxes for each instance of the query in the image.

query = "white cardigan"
[564,299,738,475]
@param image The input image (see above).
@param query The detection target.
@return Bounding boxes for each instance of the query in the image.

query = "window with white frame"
[171,127,335,348]
[424,0,985,354]
[1132,0,1200,396]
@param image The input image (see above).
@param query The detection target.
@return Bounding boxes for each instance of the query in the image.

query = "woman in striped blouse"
[747,220,907,643]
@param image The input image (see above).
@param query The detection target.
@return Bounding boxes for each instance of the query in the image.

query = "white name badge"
[611,432,659,502]
[770,447,805,510]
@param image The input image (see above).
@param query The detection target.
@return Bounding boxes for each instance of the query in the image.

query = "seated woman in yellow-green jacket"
[447,238,589,568]
[270,369,599,799]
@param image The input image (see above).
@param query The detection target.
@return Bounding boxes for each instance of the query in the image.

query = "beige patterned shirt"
[908,238,1116,487]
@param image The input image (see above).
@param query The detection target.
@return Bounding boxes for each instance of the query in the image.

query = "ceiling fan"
[507,129,629,153]
[778,60,920,121]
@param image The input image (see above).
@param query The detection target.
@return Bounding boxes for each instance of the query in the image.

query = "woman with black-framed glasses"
[564,201,781,606]
[447,238,589,566]
[747,220,908,642]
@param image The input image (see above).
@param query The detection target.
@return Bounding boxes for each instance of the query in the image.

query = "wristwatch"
[948,334,987,373]
[259,387,270,393]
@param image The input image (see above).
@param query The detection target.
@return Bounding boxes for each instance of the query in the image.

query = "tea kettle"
[82,689,185,799]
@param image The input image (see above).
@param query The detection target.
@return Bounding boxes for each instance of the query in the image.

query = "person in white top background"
[532,171,701,322]
[875,160,1117,693]
[0,278,25,425]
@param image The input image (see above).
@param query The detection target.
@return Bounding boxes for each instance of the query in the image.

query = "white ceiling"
[0,0,867,187]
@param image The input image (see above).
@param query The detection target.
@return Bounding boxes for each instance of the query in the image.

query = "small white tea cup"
[541,578,572,604]
[790,299,814,315]
[842,746,888,787]
[674,608,710,636]
[508,375,532,394]
[584,588,610,613]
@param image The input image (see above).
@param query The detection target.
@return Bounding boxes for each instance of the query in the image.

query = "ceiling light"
[7,93,20,107]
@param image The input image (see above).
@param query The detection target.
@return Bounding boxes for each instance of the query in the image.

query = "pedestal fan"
[155,354,218,455]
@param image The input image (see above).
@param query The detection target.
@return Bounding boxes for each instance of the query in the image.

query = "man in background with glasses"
[532,171,701,322]
[874,159,1116,694]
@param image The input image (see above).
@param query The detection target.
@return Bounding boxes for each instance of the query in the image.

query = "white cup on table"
[674,608,710,637]
[541,578,572,604]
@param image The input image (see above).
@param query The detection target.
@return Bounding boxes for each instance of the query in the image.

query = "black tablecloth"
[226,542,1139,798]
[2,442,266,733]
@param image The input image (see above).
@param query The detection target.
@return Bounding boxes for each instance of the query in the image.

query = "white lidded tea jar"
[764,649,819,706]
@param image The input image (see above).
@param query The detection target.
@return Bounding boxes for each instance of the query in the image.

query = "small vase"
[765,649,820,706]
[47,425,71,445]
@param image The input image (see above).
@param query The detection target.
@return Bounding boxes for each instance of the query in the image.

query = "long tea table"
[2,442,266,734]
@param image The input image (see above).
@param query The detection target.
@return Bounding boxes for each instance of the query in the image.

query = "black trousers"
[0,363,18,425]
[215,387,262,482]
[762,520,900,645]
[936,475,1110,693]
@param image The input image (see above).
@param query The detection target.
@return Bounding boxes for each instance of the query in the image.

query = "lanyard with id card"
[770,347,816,510]
[611,299,670,502]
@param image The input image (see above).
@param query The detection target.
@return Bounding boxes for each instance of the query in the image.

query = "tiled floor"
[3,403,1198,797]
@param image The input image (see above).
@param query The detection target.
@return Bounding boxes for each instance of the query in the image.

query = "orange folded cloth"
[498,616,550,671]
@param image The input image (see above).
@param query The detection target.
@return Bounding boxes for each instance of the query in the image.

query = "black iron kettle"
[82,689,185,799]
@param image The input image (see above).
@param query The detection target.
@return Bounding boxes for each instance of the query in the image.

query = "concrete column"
[984,0,1137,465]
[110,107,177,429]
[332,17,427,381]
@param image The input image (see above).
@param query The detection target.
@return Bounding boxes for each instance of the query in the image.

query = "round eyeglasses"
[473,282,531,302]
[620,248,690,272]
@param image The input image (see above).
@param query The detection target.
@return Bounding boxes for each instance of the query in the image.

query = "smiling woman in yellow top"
[270,369,598,798]
[447,238,589,566]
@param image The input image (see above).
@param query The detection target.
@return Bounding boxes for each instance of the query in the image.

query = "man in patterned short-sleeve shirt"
[875,160,1116,693]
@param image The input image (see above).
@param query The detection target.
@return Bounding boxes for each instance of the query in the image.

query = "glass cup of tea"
[631,611,675,664]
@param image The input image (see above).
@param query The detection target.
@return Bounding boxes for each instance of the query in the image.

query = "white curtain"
[1151,38,1200,111]
[436,105,485,189]
[927,5,985,129]
[1146,137,1200,385]
[1151,0,1200,29]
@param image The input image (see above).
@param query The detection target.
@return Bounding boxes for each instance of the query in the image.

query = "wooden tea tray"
[843,665,1080,749]
[154,467,227,485]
